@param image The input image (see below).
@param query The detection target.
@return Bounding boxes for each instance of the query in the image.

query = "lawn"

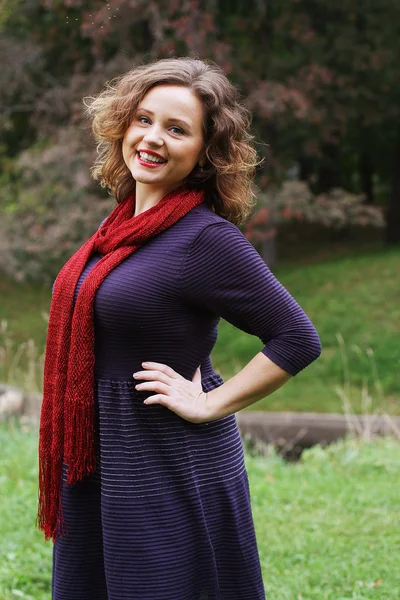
[1,422,399,599]
[0,246,399,414]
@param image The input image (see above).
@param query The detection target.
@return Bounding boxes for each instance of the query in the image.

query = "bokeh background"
[1,1,399,598]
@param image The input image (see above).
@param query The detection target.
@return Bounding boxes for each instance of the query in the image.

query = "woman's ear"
[198,147,207,168]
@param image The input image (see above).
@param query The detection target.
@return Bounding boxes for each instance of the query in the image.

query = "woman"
[38,57,321,600]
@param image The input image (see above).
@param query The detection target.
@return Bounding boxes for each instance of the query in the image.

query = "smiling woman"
[38,57,321,600]
[84,57,260,225]
[122,85,206,215]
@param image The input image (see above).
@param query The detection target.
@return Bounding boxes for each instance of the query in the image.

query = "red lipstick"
[137,149,167,160]
[136,149,167,169]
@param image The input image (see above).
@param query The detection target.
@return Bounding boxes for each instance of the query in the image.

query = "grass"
[1,422,400,599]
[0,246,399,414]
[248,435,400,599]
[0,422,52,600]
[0,278,49,349]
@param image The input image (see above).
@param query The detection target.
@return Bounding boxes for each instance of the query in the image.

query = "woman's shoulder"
[178,203,240,237]
[173,203,256,266]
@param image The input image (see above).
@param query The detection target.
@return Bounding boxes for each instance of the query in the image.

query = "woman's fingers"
[132,361,210,423]
[137,361,182,379]
[134,380,171,395]
[143,394,179,409]
[143,391,206,424]
[133,369,171,385]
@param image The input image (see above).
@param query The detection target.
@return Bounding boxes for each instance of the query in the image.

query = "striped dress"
[51,203,321,600]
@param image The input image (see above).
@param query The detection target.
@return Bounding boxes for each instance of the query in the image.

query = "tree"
[245,181,385,265]
[1,0,400,283]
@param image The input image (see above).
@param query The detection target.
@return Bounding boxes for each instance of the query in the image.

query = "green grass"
[248,435,400,599]
[1,422,399,599]
[0,278,49,349]
[0,247,399,413]
[0,422,52,600]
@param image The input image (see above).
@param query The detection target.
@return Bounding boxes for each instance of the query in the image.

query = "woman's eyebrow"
[137,108,192,131]
[167,118,192,131]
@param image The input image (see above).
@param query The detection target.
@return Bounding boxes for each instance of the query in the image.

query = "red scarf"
[37,186,204,541]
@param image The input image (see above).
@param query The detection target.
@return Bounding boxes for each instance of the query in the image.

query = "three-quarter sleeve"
[179,221,321,376]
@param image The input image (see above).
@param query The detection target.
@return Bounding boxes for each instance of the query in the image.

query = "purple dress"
[51,204,321,600]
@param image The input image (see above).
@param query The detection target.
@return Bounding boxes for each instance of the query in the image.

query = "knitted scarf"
[37,186,205,541]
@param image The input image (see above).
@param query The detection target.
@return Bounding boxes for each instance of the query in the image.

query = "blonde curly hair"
[84,57,260,225]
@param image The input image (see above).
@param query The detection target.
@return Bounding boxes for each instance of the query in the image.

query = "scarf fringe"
[37,443,67,541]
[65,392,97,486]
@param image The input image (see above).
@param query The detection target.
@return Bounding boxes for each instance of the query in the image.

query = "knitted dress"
[51,203,321,600]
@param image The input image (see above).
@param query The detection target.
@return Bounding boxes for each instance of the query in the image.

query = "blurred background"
[1,0,398,415]
[0,2,400,598]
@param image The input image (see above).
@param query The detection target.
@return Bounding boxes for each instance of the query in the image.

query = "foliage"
[245,181,385,245]
[0,128,113,282]
[1,422,400,598]
[1,0,400,280]
[1,0,399,172]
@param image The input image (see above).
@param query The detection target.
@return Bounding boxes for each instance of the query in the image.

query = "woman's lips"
[136,152,167,168]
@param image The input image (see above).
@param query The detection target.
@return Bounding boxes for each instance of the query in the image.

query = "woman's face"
[122,84,205,195]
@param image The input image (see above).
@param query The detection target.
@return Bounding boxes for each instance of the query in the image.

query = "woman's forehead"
[137,85,204,123]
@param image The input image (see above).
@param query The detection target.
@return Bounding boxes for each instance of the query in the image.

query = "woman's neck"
[134,182,178,217]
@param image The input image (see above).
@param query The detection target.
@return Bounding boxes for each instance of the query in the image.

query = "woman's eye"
[135,117,183,134]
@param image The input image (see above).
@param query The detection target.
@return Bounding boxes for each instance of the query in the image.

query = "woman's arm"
[179,220,322,377]
[206,351,292,420]
[134,353,291,423]
[134,219,321,422]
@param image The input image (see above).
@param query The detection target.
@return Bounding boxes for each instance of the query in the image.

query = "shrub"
[0,127,113,283]
[245,180,385,246]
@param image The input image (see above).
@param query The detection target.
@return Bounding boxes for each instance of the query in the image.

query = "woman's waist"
[94,353,224,390]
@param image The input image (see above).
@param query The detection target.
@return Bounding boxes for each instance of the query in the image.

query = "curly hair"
[84,57,260,225]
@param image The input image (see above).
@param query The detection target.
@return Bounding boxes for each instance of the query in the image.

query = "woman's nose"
[142,125,164,147]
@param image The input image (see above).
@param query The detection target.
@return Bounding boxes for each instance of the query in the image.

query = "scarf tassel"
[65,389,97,486]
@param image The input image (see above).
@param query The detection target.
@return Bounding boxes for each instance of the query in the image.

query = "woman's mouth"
[137,151,168,168]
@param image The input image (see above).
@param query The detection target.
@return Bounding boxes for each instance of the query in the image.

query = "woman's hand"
[132,362,215,423]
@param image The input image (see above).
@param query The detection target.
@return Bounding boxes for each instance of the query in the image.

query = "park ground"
[0,422,399,599]
[1,246,399,598]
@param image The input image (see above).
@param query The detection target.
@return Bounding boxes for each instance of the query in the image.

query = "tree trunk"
[386,122,400,244]
[317,143,342,193]
[260,233,277,267]
[299,156,314,183]
[359,150,374,204]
